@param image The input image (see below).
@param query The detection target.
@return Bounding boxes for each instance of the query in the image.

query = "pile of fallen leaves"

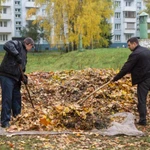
[7,68,143,131]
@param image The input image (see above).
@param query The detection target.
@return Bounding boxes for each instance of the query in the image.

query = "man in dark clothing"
[0,37,34,128]
[112,37,150,126]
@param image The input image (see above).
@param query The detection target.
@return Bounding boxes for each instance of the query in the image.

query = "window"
[115,24,121,30]
[16,21,21,25]
[0,34,8,41]
[15,1,20,5]
[0,21,7,27]
[124,11,135,18]
[114,1,121,7]
[127,23,134,29]
[115,12,121,19]
[115,35,121,41]
[137,2,141,7]
[0,8,7,14]
[126,2,131,6]
[137,7,141,11]
[125,34,132,40]
[0,21,2,27]
[137,2,141,10]
[16,27,21,31]
[15,14,21,18]
[4,21,7,27]
[15,8,21,12]
[3,8,7,14]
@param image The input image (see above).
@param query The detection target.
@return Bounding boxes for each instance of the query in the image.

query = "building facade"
[0,0,149,49]
[0,0,49,50]
[111,0,149,47]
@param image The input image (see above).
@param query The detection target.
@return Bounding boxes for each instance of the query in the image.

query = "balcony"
[124,28,135,34]
[124,18,136,22]
[0,14,12,20]
[26,15,36,21]
[1,1,11,7]
[25,2,39,8]
[123,6,136,12]
[0,27,12,33]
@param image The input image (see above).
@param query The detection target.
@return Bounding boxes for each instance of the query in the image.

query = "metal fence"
[0,43,71,52]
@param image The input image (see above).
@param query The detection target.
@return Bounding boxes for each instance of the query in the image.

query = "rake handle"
[19,65,34,108]
[77,79,112,105]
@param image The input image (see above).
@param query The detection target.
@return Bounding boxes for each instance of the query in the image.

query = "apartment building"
[111,0,148,47]
[0,0,49,50]
[0,0,28,44]
[0,0,149,49]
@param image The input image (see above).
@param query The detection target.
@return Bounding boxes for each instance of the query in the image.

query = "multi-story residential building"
[0,0,12,45]
[0,0,149,49]
[111,0,149,48]
[0,0,49,50]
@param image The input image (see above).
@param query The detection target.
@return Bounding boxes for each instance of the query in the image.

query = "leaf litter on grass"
[1,68,150,149]
[0,68,145,133]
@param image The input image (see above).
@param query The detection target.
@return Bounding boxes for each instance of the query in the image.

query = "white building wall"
[0,0,13,44]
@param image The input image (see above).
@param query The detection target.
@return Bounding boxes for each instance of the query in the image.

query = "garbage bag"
[95,112,145,136]
[0,112,145,136]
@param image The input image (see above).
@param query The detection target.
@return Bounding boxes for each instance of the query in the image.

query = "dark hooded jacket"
[0,40,27,81]
[113,45,150,85]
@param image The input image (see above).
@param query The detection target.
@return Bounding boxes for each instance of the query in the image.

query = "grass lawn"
[25,48,130,73]
[0,48,130,73]
[0,130,150,149]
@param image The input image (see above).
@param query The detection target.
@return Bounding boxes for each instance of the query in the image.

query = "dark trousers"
[137,78,150,123]
[0,76,21,126]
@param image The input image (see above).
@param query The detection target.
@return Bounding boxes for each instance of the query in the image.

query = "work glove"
[22,74,28,85]
[16,54,22,64]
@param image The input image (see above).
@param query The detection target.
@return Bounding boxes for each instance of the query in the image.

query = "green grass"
[23,48,130,73]
[0,48,130,73]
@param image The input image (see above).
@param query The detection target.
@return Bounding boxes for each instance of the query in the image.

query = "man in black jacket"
[113,37,150,126]
[0,37,34,128]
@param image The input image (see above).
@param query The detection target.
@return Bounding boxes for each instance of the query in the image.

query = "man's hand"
[22,74,28,85]
[111,77,117,82]
[111,78,115,82]
[16,54,22,64]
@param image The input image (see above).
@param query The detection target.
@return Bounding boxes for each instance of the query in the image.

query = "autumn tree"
[0,0,6,7]
[141,1,150,38]
[143,0,150,15]
[20,21,44,51]
[27,0,114,51]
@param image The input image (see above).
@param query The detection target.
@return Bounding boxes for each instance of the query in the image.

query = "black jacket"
[0,40,27,81]
[113,45,150,85]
